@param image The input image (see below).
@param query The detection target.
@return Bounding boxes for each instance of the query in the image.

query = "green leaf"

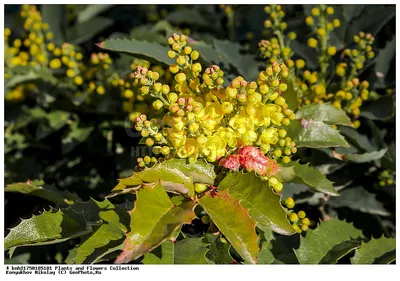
[111,159,216,198]
[360,95,395,120]
[41,5,64,43]
[343,148,388,163]
[5,180,78,205]
[287,119,349,148]
[143,238,210,264]
[351,236,396,264]
[281,78,300,111]
[204,234,234,264]
[97,38,174,66]
[115,183,196,264]
[328,186,390,216]
[294,218,362,264]
[199,190,258,264]
[319,240,361,264]
[66,224,125,264]
[258,241,275,264]
[4,209,89,250]
[281,183,310,200]
[67,17,114,45]
[77,4,114,23]
[276,161,338,196]
[5,68,57,89]
[295,103,352,126]
[218,173,295,235]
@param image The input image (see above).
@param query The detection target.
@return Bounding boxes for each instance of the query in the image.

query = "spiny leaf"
[143,238,210,264]
[294,218,362,264]
[5,180,78,205]
[342,148,388,163]
[295,103,352,126]
[111,159,216,198]
[4,209,89,250]
[319,240,361,264]
[329,186,390,216]
[218,172,295,235]
[65,224,125,264]
[287,119,349,148]
[351,236,396,264]
[115,182,196,264]
[276,161,338,196]
[199,190,258,264]
[97,38,174,66]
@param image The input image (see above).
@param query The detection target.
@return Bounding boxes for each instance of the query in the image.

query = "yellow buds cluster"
[343,32,375,73]
[263,5,287,32]
[259,38,292,61]
[289,210,311,233]
[378,169,395,187]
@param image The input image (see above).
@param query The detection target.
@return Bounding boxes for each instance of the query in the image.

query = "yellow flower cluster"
[133,33,297,166]
[260,5,296,62]
[3,4,168,115]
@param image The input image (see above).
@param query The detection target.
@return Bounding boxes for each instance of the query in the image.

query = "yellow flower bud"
[307,38,318,48]
[74,76,83,85]
[327,46,337,56]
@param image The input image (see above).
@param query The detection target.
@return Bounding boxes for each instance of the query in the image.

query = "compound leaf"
[296,103,352,126]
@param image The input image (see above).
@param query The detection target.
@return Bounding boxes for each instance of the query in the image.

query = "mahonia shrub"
[4,4,395,265]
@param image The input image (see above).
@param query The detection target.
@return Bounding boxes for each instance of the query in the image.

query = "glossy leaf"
[199,190,258,264]
[218,172,295,235]
[351,236,396,264]
[111,159,216,198]
[294,218,362,264]
[287,119,349,148]
[66,224,125,264]
[329,186,390,216]
[295,103,352,126]
[319,240,361,264]
[4,209,89,250]
[276,161,338,196]
[143,238,210,264]
[343,148,388,163]
[97,38,174,66]
[115,183,196,264]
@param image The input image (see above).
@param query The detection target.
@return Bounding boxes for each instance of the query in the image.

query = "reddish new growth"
[220,146,280,176]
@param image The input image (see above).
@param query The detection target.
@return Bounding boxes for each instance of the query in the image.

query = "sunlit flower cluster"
[133,33,297,182]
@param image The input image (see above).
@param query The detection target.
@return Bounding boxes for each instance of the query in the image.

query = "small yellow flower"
[96,85,105,95]
[307,38,318,48]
